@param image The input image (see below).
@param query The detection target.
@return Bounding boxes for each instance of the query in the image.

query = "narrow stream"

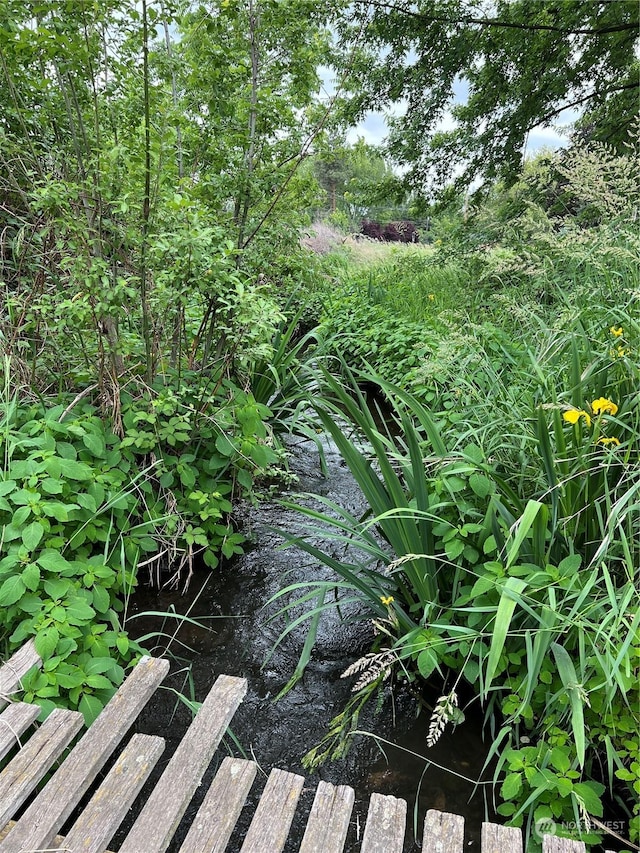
[123,431,496,851]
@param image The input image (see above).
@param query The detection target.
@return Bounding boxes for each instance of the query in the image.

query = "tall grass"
[272,293,639,846]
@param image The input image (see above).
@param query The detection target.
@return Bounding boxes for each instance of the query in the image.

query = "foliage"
[0,363,284,722]
[337,0,639,195]
[275,138,640,847]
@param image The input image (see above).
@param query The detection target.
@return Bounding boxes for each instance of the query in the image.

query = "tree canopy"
[338,0,639,196]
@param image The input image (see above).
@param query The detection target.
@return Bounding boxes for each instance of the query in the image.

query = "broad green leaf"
[79,694,104,726]
[35,626,59,659]
[44,577,72,600]
[417,648,438,679]
[37,551,73,573]
[22,563,41,591]
[0,575,26,606]
[469,472,493,498]
[82,433,106,457]
[501,772,522,799]
[0,480,17,497]
[22,521,44,551]
[12,506,31,526]
[41,477,64,495]
[58,458,92,480]
[572,782,605,817]
[92,585,111,613]
[65,599,95,623]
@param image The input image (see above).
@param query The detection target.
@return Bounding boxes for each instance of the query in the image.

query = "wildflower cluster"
[562,396,621,447]
[609,324,630,359]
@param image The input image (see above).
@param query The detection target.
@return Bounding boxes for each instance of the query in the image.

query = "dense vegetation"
[0,1,637,850]
[277,142,639,848]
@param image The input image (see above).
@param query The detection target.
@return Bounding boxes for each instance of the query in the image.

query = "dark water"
[121,433,496,851]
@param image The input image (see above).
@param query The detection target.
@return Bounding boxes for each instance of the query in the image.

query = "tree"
[338,0,639,196]
[310,136,394,223]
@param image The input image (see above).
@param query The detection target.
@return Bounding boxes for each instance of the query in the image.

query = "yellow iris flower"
[563,409,592,428]
[591,398,618,416]
[380,595,395,606]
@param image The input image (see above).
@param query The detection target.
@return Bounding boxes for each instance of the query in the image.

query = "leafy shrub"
[0,369,279,723]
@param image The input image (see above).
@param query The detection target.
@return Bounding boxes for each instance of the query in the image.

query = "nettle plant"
[0,374,278,723]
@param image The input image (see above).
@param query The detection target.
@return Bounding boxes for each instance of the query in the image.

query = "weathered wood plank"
[481,822,523,853]
[239,768,305,853]
[424,809,465,852]
[0,641,41,710]
[0,654,169,853]
[179,757,257,853]
[298,780,355,853]
[0,702,40,762]
[0,707,83,828]
[120,673,247,853]
[62,733,165,853]
[542,837,586,853]
[360,793,407,853]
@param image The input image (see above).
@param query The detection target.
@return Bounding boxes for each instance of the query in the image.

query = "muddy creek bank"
[123,433,494,851]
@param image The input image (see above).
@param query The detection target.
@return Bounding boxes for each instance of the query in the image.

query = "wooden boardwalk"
[0,641,613,853]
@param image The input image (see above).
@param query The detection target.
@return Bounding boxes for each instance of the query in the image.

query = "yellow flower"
[616,347,627,358]
[597,436,620,447]
[590,397,618,416]
[380,595,395,606]
[428,293,435,301]
[610,325,623,337]
[563,409,592,428]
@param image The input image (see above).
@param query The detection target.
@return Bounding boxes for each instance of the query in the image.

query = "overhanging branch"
[357,0,639,37]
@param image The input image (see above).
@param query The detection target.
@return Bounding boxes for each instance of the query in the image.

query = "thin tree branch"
[357,0,639,37]
[529,82,639,130]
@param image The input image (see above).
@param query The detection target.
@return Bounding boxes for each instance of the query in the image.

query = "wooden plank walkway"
[0,641,618,853]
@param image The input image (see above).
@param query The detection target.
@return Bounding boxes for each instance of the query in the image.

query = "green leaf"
[0,480,17,496]
[92,585,111,613]
[215,433,236,457]
[37,551,73,573]
[58,458,92,480]
[82,433,106,457]
[501,772,522,799]
[572,782,605,817]
[22,521,44,551]
[41,501,76,521]
[65,599,95,623]
[34,626,59,659]
[12,506,31,526]
[44,577,73,600]
[484,577,528,694]
[551,642,585,768]
[41,477,64,495]
[504,500,545,571]
[79,693,104,726]
[0,575,26,606]
[85,674,114,690]
[417,648,438,678]
[22,563,41,591]
[116,635,129,657]
[557,554,581,577]
[469,472,493,498]
[444,537,465,560]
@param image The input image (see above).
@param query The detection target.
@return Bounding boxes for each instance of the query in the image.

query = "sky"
[319,69,573,165]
